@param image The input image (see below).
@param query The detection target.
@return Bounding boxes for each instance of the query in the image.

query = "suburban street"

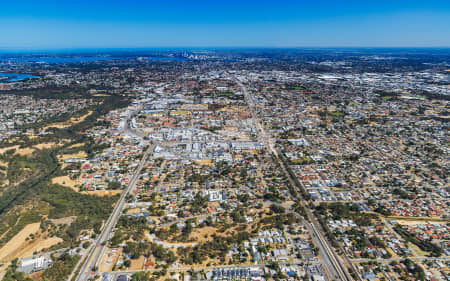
[74,127,155,281]
[232,74,355,281]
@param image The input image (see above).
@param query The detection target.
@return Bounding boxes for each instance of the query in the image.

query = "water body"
[146,57,188,61]
[0,73,38,82]
[0,57,122,63]
[0,56,188,64]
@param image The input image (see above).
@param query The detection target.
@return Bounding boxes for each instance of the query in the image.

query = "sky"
[0,0,449,49]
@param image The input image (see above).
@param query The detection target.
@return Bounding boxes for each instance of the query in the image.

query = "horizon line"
[1,46,450,50]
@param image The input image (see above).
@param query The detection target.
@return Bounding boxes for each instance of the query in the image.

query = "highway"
[232,73,354,281]
[74,143,154,281]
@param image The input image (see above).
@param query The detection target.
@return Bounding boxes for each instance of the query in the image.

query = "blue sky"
[1,0,449,48]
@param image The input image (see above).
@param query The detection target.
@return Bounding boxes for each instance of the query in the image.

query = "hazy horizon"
[1,46,450,53]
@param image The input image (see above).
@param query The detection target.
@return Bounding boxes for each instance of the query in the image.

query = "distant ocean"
[0,73,38,82]
[0,57,122,63]
[0,56,189,64]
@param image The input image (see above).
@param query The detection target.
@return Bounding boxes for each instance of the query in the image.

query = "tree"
[270,204,285,214]
[82,241,91,249]
[169,223,178,234]
[131,272,151,281]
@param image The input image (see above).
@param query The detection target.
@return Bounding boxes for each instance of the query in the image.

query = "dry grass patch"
[14,147,36,156]
[126,208,142,214]
[407,242,430,257]
[386,248,399,259]
[33,142,59,150]
[0,223,40,262]
[49,216,77,226]
[52,176,81,191]
[129,255,146,271]
[82,190,122,197]
[0,145,20,154]
[194,159,214,166]
[43,111,93,129]
[188,226,217,243]
[387,216,446,222]
[58,151,87,161]
[0,161,8,168]
[68,143,85,149]
[14,236,63,259]
[12,142,62,156]
[0,264,8,281]
[57,151,87,168]
[396,220,446,226]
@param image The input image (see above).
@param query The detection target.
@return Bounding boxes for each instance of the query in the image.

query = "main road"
[231,73,354,281]
[73,142,154,281]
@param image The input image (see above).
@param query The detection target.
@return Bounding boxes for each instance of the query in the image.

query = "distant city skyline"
[1,0,450,49]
